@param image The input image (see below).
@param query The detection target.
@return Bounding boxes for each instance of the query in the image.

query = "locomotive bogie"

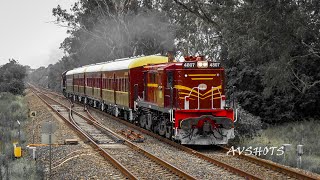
[176,128,234,145]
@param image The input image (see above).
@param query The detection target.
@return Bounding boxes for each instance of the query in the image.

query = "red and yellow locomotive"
[62,55,235,145]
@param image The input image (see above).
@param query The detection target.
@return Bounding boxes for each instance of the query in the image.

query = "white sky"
[0,0,76,69]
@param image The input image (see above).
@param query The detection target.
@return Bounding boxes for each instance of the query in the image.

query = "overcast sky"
[0,0,75,69]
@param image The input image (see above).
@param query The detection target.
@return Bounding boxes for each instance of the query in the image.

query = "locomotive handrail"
[217,87,222,109]
[211,87,214,109]
[211,86,222,109]
[186,86,200,109]
[234,108,239,123]
[185,85,225,110]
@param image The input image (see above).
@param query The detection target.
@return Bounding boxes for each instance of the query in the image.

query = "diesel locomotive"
[62,55,236,145]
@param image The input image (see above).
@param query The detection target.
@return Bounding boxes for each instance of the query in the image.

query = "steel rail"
[36,85,319,180]
[67,105,196,179]
[218,146,318,180]
[29,87,138,180]
[110,109,317,180]
[87,106,262,180]
[32,87,196,180]
[38,85,260,179]
[81,107,197,180]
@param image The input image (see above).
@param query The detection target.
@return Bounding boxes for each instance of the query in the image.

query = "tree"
[31,0,320,123]
[52,0,175,63]
[0,59,27,95]
[174,0,320,123]
[34,0,176,92]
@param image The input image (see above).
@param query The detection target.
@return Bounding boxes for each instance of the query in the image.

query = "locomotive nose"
[180,115,233,130]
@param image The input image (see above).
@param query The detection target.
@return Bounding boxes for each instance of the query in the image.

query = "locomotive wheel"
[165,124,173,139]
[139,115,146,128]
[153,123,159,134]
[145,116,152,130]
[124,111,128,121]
[158,121,166,136]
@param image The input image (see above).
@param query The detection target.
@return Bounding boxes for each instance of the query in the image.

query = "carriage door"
[157,71,164,107]
[113,73,116,104]
[165,71,174,108]
[143,72,147,101]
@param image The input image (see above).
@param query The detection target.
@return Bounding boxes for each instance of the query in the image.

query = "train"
[61,54,236,145]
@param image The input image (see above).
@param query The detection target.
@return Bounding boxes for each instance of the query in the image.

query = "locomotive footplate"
[180,115,233,130]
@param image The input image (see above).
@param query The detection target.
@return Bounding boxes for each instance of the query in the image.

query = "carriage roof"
[65,55,168,75]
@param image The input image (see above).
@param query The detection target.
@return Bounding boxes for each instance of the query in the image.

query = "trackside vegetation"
[0,93,44,179]
[0,60,43,178]
[0,59,26,95]
[233,108,320,174]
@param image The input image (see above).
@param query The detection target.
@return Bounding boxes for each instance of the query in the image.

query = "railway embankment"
[233,108,320,177]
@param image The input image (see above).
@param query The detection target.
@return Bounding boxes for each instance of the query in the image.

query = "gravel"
[89,108,243,180]
[24,89,126,179]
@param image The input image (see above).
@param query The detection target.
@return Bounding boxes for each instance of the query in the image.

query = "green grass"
[239,120,320,174]
[0,92,44,179]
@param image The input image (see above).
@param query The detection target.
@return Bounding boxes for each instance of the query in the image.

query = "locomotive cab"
[138,56,235,145]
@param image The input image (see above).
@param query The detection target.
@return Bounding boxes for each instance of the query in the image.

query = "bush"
[0,59,26,95]
[239,120,320,174]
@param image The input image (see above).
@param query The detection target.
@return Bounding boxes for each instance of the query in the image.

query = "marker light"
[197,61,208,68]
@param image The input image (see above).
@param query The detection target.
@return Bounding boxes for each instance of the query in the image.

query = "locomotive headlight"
[202,61,208,68]
[197,61,208,68]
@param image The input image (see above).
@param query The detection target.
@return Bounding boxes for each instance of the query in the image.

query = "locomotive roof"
[66,55,168,75]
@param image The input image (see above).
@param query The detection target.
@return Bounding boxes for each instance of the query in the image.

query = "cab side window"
[167,72,173,87]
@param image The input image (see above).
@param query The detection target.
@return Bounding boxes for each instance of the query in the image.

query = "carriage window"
[122,78,125,91]
[125,78,128,92]
[119,78,121,91]
[117,78,119,91]
[121,78,124,91]
[109,78,112,89]
[149,73,156,83]
[167,72,173,87]
[119,78,122,91]
[118,78,120,91]
[122,78,125,92]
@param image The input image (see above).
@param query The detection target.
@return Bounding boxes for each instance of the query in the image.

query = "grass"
[0,92,44,179]
[238,119,320,174]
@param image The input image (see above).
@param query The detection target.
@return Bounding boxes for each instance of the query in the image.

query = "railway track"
[29,86,196,179]
[34,85,320,180]
[30,87,130,179]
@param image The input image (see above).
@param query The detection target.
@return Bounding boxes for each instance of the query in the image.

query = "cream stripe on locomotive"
[174,84,222,96]
[178,92,222,100]
[187,74,217,77]
[147,83,222,100]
